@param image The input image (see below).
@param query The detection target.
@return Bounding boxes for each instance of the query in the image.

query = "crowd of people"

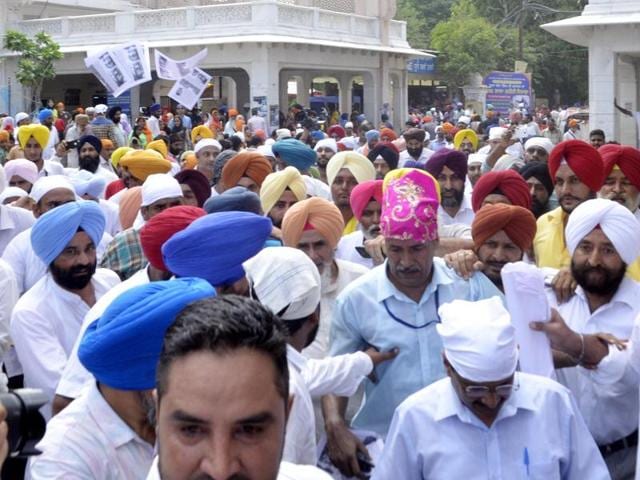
[0,95,638,479]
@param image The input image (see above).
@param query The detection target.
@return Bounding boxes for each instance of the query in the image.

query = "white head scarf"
[194,138,222,154]
[489,127,507,141]
[314,138,338,153]
[524,137,554,154]
[467,153,486,166]
[566,198,640,265]
[141,174,183,207]
[30,175,75,203]
[437,297,518,382]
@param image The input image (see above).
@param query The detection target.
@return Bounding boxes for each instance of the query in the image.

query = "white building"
[0,0,429,129]
[543,0,640,145]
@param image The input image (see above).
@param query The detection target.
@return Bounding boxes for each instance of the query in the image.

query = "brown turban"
[282,197,344,249]
[221,151,272,190]
[403,128,426,143]
[472,203,537,251]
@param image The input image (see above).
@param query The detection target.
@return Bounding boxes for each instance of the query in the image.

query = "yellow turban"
[326,151,376,186]
[180,151,197,170]
[111,147,134,168]
[260,166,307,214]
[18,124,50,149]
[191,125,214,145]
[119,150,172,182]
[282,197,344,249]
[453,128,479,151]
[147,139,168,159]
[383,168,441,203]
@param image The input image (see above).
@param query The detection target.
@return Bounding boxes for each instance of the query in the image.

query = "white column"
[337,72,353,115]
[362,71,378,122]
[297,73,312,107]
[250,45,280,133]
[589,39,616,141]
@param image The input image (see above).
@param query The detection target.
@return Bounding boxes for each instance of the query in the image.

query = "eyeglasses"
[464,384,515,399]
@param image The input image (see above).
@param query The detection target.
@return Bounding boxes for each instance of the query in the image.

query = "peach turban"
[472,203,537,251]
[101,138,114,150]
[190,125,214,145]
[350,180,383,221]
[471,170,531,212]
[118,186,142,230]
[146,139,168,159]
[326,151,376,186]
[18,124,50,149]
[282,197,344,249]
[260,166,307,214]
[599,144,640,190]
[548,140,604,192]
[221,151,272,190]
[0,131,9,142]
[380,128,397,141]
[453,128,479,151]
[120,150,172,182]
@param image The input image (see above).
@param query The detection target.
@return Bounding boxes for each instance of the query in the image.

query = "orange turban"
[0,131,9,142]
[17,124,50,149]
[120,150,172,182]
[228,108,239,117]
[101,138,114,150]
[221,151,272,190]
[380,128,397,141]
[181,152,197,170]
[599,144,640,190]
[147,139,168,159]
[118,187,142,230]
[472,203,537,251]
[282,197,344,249]
[442,122,454,134]
[548,140,604,192]
[471,170,531,212]
[190,125,213,145]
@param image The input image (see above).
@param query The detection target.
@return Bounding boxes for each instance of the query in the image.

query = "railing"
[14,1,408,48]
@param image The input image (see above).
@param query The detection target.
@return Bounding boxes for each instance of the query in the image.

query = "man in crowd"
[0,165,35,255]
[563,119,581,141]
[146,104,162,138]
[523,137,554,164]
[399,128,433,167]
[193,138,222,185]
[520,161,554,218]
[542,117,563,145]
[10,201,120,418]
[590,129,606,149]
[220,151,272,194]
[314,138,338,184]
[90,104,122,148]
[17,124,65,177]
[3,158,38,194]
[37,108,58,159]
[322,169,500,478]
[470,169,531,213]
[107,106,126,147]
[76,135,118,182]
[367,142,399,180]
[453,128,478,156]
[374,297,609,479]
[110,149,172,203]
[466,153,486,189]
[64,113,92,168]
[260,166,307,229]
[282,197,368,359]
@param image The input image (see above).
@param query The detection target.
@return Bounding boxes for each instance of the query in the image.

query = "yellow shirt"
[534,206,640,281]
[343,216,358,236]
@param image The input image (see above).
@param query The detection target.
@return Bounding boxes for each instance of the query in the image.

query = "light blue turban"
[365,130,380,142]
[78,278,215,390]
[31,201,105,266]
[162,211,272,287]
[70,170,107,199]
[272,138,317,172]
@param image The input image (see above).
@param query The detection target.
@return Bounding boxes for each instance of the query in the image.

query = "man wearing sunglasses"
[373,297,609,479]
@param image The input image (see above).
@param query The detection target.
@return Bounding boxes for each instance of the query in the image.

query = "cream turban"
[244,247,320,321]
[282,197,344,249]
[437,297,518,382]
[524,137,554,154]
[141,174,183,207]
[565,198,640,265]
[260,166,307,214]
[326,151,376,186]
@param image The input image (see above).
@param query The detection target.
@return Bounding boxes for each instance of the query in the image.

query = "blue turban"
[78,134,102,154]
[272,138,316,172]
[162,211,272,286]
[150,103,161,113]
[78,278,215,390]
[203,186,261,215]
[311,130,325,141]
[365,130,380,142]
[38,109,53,123]
[31,201,105,266]
[70,170,107,199]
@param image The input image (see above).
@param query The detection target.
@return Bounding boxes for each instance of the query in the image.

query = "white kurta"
[0,259,18,380]
[0,204,35,256]
[27,382,154,480]
[335,230,374,269]
[437,193,475,227]
[373,373,609,480]
[10,268,120,418]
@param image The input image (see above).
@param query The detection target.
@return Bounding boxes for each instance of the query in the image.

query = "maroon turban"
[472,204,537,251]
[471,170,531,212]
[425,148,467,182]
[599,144,640,190]
[328,125,346,139]
[349,180,383,221]
[174,169,211,207]
[403,128,426,143]
[140,205,206,271]
[548,140,604,192]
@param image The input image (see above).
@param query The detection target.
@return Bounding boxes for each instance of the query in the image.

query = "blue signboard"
[483,71,531,116]
[408,57,436,75]
[107,91,131,118]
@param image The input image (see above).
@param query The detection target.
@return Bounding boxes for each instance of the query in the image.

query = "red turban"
[599,144,640,190]
[328,125,346,139]
[140,205,205,271]
[380,128,397,141]
[350,180,383,221]
[548,140,604,192]
[424,148,468,182]
[471,170,531,212]
[282,197,344,249]
[472,204,537,251]
[221,151,272,190]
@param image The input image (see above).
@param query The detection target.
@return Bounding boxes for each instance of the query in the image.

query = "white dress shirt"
[303,259,368,360]
[56,267,151,399]
[147,115,161,138]
[335,230,374,269]
[39,159,66,178]
[10,268,120,418]
[2,228,112,294]
[398,148,434,168]
[549,277,640,444]
[0,259,18,379]
[0,204,35,256]
[27,382,154,480]
[437,192,475,227]
[99,199,122,237]
[284,345,373,465]
[373,373,609,479]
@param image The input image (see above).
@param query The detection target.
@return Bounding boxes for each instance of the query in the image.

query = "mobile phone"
[64,140,78,150]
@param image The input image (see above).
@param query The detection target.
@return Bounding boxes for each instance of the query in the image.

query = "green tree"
[4,30,64,112]
[396,0,455,48]
[430,0,502,92]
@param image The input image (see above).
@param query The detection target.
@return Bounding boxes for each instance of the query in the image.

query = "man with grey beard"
[598,144,640,222]
[281,197,368,360]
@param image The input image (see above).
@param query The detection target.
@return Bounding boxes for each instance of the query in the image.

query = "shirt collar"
[375,258,454,303]
[547,206,566,226]
[575,276,638,310]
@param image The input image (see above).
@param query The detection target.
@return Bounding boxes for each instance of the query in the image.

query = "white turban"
[566,198,640,265]
[15,112,30,124]
[337,136,358,150]
[524,137,554,154]
[194,138,222,154]
[314,138,338,153]
[276,128,292,141]
[69,170,107,199]
[243,247,320,320]
[458,115,471,125]
[141,174,183,207]
[437,297,518,382]
[257,144,274,158]
[30,175,75,203]
[467,153,486,166]
[0,165,5,193]
[489,127,507,141]
[0,187,28,204]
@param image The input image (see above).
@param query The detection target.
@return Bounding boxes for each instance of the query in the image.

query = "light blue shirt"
[330,257,502,435]
[373,373,610,480]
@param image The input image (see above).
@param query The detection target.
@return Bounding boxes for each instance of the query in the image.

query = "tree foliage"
[4,30,64,111]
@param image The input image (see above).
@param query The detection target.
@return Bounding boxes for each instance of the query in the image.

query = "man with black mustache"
[76,134,118,183]
[545,198,640,479]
